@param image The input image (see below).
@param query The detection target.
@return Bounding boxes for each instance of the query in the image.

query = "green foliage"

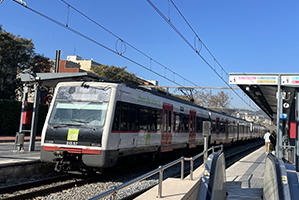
[0,100,48,136]
[89,64,143,85]
[0,100,21,136]
[0,25,50,100]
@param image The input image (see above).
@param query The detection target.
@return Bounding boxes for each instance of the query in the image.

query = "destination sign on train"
[229,75,278,85]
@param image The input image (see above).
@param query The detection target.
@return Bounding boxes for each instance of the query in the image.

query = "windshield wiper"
[49,123,81,128]
[71,120,96,130]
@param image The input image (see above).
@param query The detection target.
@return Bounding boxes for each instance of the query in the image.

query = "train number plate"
[66,141,78,145]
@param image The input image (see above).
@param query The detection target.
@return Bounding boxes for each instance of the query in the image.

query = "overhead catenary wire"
[12,0,218,105]
[147,0,259,111]
[12,0,188,89]
[60,0,199,89]
[12,0,244,113]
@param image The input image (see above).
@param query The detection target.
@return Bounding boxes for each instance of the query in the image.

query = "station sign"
[279,113,288,120]
[281,76,299,85]
[229,75,278,85]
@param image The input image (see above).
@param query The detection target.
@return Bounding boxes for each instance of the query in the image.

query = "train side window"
[182,114,189,132]
[220,122,224,132]
[212,120,216,132]
[216,119,220,132]
[138,106,150,130]
[112,102,121,131]
[120,104,129,131]
[196,117,203,132]
[128,105,137,131]
[174,113,180,132]
[120,102,137,131]
[151,109,158,131]
[156,109,162,131]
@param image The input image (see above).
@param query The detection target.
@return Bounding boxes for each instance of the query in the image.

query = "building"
[66,55,102,72]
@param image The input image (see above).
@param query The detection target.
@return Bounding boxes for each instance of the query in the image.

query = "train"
[40,81,266,173]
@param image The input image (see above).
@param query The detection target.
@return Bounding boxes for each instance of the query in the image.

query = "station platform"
[135,145,299,200]
[0,137,41,166]
[226,146,265,199]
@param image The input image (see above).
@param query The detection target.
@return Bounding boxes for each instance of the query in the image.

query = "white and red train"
[40,81,266,172]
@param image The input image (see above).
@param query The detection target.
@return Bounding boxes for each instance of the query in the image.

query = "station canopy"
[229,73,299,121]
[20,72,110,87]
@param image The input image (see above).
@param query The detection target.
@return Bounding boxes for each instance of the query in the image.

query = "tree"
[193,90,233,113]
[193,90,213,107]
[211,91,230,108]
[90,64,144,85]
[0,25,49,99]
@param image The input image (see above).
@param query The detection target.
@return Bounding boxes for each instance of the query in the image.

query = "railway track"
[0,139,264,200]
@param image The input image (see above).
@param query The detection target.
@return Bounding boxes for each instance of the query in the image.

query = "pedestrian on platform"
[264,130,271,153]
[270,130,276,154]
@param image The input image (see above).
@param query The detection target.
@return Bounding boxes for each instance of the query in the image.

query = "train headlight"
[91,143,101,147]
[45,140,54,144]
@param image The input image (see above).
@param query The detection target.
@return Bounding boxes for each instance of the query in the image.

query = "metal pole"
[158,166,163,198]
[18,84,28,133]
[29,83,40,151]
[276,74,283,159]
[190,158,194,180]
[55,50,61,73]
[181,157,184,180]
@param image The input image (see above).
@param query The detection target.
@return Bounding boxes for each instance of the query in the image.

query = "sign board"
[281,76,299,85]
[229,75,278,85]
[279,113,288,120]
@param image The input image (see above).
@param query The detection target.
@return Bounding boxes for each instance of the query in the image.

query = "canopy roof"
[229,73,299,120]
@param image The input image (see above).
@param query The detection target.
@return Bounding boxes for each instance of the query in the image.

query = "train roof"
[55,81,261,125]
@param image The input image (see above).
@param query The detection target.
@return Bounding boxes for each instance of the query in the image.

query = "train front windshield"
[49,85,111,127]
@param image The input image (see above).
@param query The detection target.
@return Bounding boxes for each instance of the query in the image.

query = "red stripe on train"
[43,146,101,155]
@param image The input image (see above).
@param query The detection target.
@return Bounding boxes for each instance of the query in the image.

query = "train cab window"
[49,101,108,127]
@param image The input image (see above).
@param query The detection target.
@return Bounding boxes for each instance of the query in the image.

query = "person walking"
[270,130,276,154]
[264,130,271,153]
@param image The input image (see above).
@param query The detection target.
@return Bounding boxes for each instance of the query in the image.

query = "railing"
[89,144,223,200]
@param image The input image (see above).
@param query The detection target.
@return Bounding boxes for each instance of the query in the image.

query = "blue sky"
[1,0,299,109]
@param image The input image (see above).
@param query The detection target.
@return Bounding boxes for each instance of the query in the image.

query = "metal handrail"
[89,144,223,200]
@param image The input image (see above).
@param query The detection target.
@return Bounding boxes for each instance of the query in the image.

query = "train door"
[225,119,229,143]
[189,110,196,148]
[161,103,173,152]
[215,117,220,143]
[237,121,240,141]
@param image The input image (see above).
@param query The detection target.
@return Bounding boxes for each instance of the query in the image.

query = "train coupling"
[53,150,71,172]
[53,150,68,157]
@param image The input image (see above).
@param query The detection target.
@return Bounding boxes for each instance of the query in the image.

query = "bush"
[0,100,48,136]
